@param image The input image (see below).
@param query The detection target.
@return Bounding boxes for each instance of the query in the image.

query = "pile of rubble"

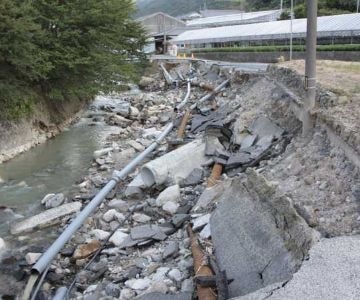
[3,59,360,300]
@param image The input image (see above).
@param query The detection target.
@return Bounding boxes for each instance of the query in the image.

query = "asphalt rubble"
[1,60,360,299]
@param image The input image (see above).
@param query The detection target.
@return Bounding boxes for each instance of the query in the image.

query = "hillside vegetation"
[136,0,357,18]
[0,0,146,120]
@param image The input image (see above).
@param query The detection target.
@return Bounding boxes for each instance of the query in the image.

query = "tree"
[0,0,146,119]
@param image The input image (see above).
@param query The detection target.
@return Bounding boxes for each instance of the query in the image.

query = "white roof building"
[186,10,282,28]
[174,13,360,46]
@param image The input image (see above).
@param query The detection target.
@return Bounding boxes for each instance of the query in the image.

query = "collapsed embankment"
[0,97,87,164]
[1,59,359,299]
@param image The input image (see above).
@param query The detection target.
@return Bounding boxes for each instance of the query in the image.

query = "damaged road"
[1,58,360,300]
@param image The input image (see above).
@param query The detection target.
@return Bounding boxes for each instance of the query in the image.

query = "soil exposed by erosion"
[0,97,87,164]
[0,59,359,300]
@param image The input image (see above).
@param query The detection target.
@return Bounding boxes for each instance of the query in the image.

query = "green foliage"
[190,44,360,53]
[0,0,147,120]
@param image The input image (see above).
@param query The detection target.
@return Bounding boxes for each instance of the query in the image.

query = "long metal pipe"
[176,79,191,111]
[32,123,174,275]
[190,79,230,110]
[160,63,174,84]
[53,287,68,300]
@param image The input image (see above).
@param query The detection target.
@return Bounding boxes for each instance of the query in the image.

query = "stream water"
[0,89,139,239]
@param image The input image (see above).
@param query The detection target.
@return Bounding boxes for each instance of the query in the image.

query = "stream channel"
[0,87,139,242]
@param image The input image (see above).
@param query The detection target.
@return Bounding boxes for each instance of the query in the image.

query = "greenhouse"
[173,13,360,49]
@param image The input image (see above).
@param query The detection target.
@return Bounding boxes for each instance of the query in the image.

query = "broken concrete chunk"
[240,134,257,149]
[117,235,143,249]
[192,214,211,231]
[163,241,179,259]
[255,135,274,149]
[199,224,211,239]
[205,136,225,156]
[152,230,168,241]
[158,223,177,235]
[125,174,146,198]
[250,116,284,140]
[41,193,65,209]
[133,213,151,223]
[162,201,179,215]
[171,214,190,228]
[141,140,207,187]
[10,202,82,235]
[130,225,159,240]
[210,171,318,298]
[90,229,110,241]
[167,268,182,282]
[109,230,129,247]
[192,181,230,212]
[182,168,204,186]
[25,252,42,265]
[102,209,117,223]
[107,199,129,212]
[94,147,113,158]
[156,185,181,207]
[226,152,253,169]
[125,278,151,290]
[128,140,145,152]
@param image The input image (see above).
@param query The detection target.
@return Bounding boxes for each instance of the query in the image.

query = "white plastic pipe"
[190,79,230,110]
[176,79,191,111]
[141,139,207,187]
[32,123,174,274]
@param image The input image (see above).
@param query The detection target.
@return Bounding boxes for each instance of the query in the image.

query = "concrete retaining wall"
[195,51,360,63]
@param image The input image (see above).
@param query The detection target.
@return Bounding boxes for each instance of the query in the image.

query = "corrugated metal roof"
[186,10,282,27]
[199,9,244,18]
[174,13,360,45]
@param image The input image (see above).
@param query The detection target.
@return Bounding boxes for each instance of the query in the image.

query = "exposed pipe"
[32,123,174,275]
[27,74,228,296]
[190,79,230,110]
[53,287,68,300]
[31,79,229,275]
[207,163,223,187]
[187,224,217,300]
[176,79,191,111]
[160,63,174,84]
[177,110,192,139]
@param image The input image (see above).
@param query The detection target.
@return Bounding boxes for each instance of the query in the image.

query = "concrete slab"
[10,202,82,235]
[210,170,317,298]
[250,117,284,139]
[235,236,360,300]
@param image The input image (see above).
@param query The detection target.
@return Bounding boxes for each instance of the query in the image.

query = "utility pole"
[303,0,318,135]
[280,0,284,10]
[162,14,167,55]
[357,0,359,13]
[290,0,294,60]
